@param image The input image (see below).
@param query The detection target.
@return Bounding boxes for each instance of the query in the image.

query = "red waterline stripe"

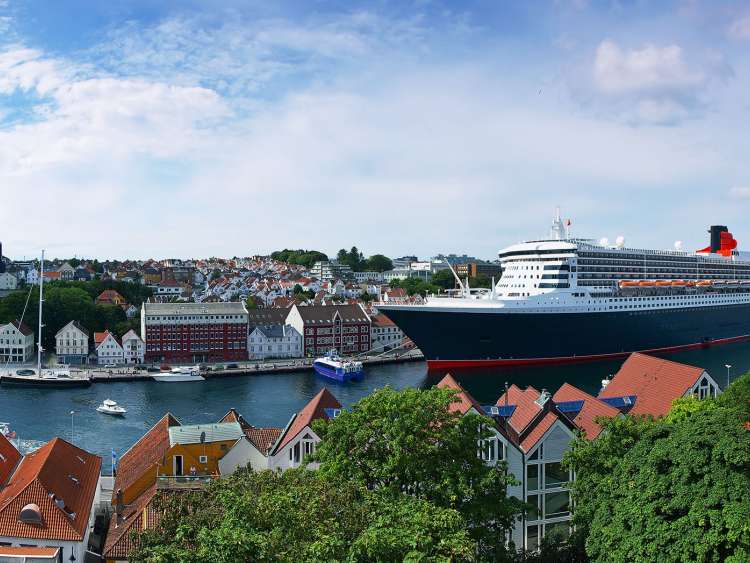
[425,334,750,370]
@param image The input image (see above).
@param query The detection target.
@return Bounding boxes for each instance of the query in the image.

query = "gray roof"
[56,320,90,337]
[247,307,290,328]
[168,422,243,446]
[295,304,370,323]
[143,302,247,316]
[253,324,298,339]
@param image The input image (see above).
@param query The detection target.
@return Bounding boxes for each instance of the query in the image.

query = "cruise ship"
[378,213,750,369]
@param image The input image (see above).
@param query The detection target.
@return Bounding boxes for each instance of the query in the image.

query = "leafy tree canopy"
[565,373,750,562]
[270,249,328,269]
[366,254,393,273]
[389,277,440,297]
[131,468,475,563]
[313,386,524,559]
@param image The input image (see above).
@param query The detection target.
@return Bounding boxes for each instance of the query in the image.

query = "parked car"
[146,367,160,373]
[226,363,239,369]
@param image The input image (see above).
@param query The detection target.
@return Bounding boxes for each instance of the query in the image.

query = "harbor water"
[2,341,749,472]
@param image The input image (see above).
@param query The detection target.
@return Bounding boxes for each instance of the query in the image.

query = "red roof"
[520,411,558,452]
[496,384,543,433]
[370,313,396,328]
[553,383,620,440]
[0,546,60,558]
[103,483,159,560]
[0,438,101,541]
[219,408,251,430]
[437,373,484,416]
[245,428,283,454]
[113,414,180,502]
[96,289,126,304]
[9,320,33,336]
[274,389,342,452]
[0,433,21,486]
[599,353,706,417]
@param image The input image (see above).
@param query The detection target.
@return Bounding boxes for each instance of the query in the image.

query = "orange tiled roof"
[599,353,705,417]
[274,389,342,452]
[219,409,251,430]
[520,411,558,453]
[437,373,484,416]
[0,433,21,486]
[496,384,543,434]
[0,546,60,557]
[113,414,180,501]
[103,483,159,560]
[0,438,101,541]
[553,383,620,440]
[245,428,283,454]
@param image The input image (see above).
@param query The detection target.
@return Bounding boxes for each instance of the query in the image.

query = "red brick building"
[286,304,371,356]
[141,302,249,363]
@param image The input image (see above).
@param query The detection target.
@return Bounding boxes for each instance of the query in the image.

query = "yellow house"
[158,422,244,478]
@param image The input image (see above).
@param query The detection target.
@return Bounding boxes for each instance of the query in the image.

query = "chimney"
[535,388,551,407]
[709,226,728,253]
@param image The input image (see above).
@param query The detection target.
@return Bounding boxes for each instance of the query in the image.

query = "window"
[544,462,568,489]
[544,491,570,518]
[527,493,540,521]
[526,524,540,551]
[527,464,539,491]
[199,455,208,463]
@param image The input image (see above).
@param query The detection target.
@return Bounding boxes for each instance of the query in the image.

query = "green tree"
[432,268,457,290]
[313,386,524,558]
[566,376,750,562]
[366,254,393,273]
[131,468,474,563]
[270,249,328,269]
[245,296,259,310]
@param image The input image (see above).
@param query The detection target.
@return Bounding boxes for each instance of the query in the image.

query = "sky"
[1,0,750,260]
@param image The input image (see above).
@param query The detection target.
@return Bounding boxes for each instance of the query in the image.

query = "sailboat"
[0,250,91,388]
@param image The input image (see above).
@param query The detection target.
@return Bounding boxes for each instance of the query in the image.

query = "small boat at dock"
[313,350,364,383]
[151,366,205,382]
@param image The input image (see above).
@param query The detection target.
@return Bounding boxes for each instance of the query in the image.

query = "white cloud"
[594,40,704,95]
[728,15,750,40]
[729,186,750,199]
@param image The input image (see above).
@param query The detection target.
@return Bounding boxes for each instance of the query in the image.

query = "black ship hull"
[378,303,750,369]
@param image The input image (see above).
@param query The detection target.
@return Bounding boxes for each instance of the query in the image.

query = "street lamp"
[70,410,75,444]
[725,364,732,390]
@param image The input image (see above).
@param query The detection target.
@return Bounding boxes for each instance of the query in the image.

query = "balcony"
[156,474,219,490]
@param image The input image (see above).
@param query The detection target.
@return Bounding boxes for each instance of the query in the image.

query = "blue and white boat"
[313,350,364,383]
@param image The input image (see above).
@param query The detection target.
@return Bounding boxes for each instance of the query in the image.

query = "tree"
[470,273,492,289]
[270,249,328,269]
[389,277,440,297]
[313,386,524,558]
[366,254,393,273]
[245,296,259,310]
[432,268,457,290]
[131,468,474,562]
[565,376,750,562]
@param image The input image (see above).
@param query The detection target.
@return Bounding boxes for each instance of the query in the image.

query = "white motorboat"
[151,366,205,382]
[96,399,127,416]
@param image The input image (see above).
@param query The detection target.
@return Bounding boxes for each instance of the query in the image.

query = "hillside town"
[1,242,503,367]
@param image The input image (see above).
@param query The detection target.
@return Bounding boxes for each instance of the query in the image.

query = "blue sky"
[1,0,750,260]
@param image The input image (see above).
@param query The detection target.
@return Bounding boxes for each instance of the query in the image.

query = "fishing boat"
[151,366,205,382]
[96,399,127,416]
[313,350,364,383]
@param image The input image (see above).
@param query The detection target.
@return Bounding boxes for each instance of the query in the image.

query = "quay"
[84,349,424,382]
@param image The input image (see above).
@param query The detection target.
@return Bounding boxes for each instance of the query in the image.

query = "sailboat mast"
[37,249,44,373]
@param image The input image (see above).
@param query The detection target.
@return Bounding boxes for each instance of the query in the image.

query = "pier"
[83,349,424,382]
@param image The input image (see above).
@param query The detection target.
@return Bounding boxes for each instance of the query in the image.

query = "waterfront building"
[369,313,404,352]
[598,352,721,415]
[219,389,342,475]
[455,261,503,279]
[286,304,371,357]
[248,324,302,359]
[0,271,17,290]
[94,331,125,365]
[0,433,101,562]
[0,320,34,363]
[121,329,145,364]
[246,307,291,332]
[55,320,90,365]
[310,260,353,281]
[141,302,249,363]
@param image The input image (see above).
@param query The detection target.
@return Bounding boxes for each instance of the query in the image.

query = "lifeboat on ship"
[655,280,671,287]
[619,280,639,288]
[671,280,686,287]
[685,281,697,287]
[696,280,713,287]
[638,280,655,287]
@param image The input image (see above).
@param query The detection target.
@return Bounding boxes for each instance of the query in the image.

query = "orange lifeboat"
[655,280,671,287]
[638,280,655,287]
[619,280,639,287]
[696,280,712,287]
[685,281,696,287]
[671,280,686,286]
